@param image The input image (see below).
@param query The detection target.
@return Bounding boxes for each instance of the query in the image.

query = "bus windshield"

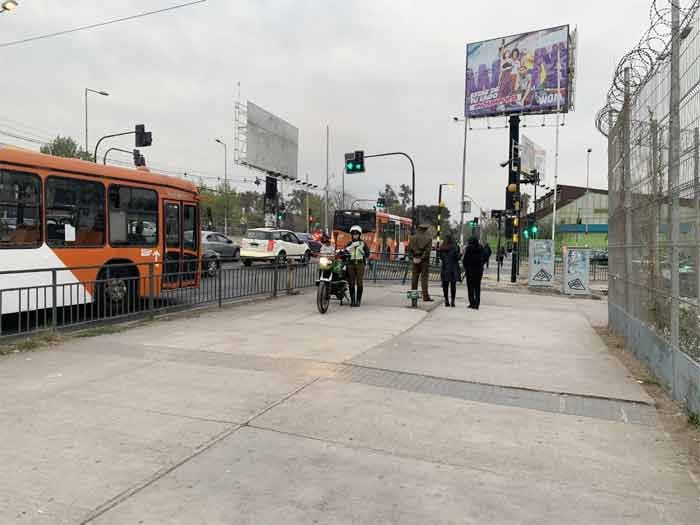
[333,210,376,233]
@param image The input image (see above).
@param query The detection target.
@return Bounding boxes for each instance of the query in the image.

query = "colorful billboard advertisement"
[465,25,571,118]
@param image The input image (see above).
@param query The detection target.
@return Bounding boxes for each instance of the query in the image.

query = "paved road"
[0,284,698,524]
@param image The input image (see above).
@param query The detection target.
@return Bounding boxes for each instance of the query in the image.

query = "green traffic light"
[355,163,361,170]
[532,225,539,234]
[346,162,354,171]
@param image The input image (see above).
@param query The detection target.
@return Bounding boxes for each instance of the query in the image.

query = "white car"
[240,228,311,266]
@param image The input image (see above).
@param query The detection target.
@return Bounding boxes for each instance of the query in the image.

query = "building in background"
[534,184,608,252]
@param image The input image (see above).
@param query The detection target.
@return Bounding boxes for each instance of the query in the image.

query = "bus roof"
[0,146,197,195]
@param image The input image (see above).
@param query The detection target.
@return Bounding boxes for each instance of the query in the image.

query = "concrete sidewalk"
[0,284,698,524]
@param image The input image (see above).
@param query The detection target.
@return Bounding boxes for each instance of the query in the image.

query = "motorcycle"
[316,249,350,314]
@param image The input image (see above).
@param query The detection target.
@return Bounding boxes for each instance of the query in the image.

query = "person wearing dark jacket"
[483,242,493,269]
[463,237,485,309]
[438,235,460,307]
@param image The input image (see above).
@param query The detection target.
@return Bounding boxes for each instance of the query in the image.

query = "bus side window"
[0,169,42,248]
[46,176,105,247]
[109,185,158,247]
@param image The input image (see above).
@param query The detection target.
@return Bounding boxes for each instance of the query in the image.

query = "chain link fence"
[601,0,700,414]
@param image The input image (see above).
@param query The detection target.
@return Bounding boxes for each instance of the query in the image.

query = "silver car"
[202,231,240,260]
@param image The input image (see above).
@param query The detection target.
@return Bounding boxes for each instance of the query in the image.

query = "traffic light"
[472,217,479,226]
[132,149,146,167]
[134,124,152,148]
[265,176,277,199]
[344,150,365,173]
[376,197,386,210]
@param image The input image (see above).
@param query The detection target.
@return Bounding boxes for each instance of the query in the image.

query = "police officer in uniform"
[346,225,370,307]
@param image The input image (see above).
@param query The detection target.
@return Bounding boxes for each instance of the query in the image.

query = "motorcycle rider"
[346,225,370,307]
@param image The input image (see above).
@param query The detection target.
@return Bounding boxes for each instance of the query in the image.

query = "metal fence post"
[217,261,223,308]
[273,262,278,298]
[148,263,155,315]
[51,269,58,329]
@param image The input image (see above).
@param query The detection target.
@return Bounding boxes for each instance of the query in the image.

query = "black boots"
[349,287,362,307]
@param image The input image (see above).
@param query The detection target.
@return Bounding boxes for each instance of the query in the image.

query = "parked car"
[590,250,608,266]
[201,231,240,261]
[295,232,322,256]
[240,228,311,266]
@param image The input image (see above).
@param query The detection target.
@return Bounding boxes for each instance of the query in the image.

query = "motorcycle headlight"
[319,257,332,269]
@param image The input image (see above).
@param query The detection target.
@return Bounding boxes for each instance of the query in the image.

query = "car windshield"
[247,230,273,240]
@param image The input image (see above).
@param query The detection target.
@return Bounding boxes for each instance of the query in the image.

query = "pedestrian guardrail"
[0,259,318,339]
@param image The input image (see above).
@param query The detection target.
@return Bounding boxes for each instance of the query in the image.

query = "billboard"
[521,135,547,184]
[465,25,571,118]
[246,101,299,179]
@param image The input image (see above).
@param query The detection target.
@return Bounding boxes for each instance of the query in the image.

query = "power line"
[0,0,208,49]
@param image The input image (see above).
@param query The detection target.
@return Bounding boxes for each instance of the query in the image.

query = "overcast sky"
[1,0,652,220]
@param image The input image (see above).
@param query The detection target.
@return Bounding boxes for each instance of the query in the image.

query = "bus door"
[163,200,199,288]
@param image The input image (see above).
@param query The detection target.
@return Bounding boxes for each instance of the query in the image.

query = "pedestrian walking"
[409,223,434,302]
[483,242,493,269]
[345,225,370,307]
[438,234,460,307]
[463,236,485,309]
[497,246,506,267]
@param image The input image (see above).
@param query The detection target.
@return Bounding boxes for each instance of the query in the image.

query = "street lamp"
[585,147,592,234]
[215,139,229,236]
[1,1,18,13]
[84,88,109,159]
[437,183,455,244]
[453,116,468,247]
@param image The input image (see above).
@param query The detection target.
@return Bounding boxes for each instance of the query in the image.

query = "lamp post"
[437,183,455,244]
[215,139,229,236]
[585,148,592,234]
[453,116,468,247]
[84,88,109,159]
[0,1,19,13]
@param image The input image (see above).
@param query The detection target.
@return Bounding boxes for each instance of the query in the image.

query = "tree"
[378,184,400,213]
[40,136,92,161]
[398,184,412,213]
[415,204,452,238]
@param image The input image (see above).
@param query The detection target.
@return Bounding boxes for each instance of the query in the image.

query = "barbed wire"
[595,0,700,137]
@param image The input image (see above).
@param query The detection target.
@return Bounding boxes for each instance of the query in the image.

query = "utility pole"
[585,148,592,235]
[306,172,310,233]
[325,125,329,234]
[459,117,468,247]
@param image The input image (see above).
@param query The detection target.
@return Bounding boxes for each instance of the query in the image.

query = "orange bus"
[332,209,412,259]
[0,146,200,314]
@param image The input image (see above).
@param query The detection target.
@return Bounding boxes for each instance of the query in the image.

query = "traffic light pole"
[364,152,416,233]
[508,115,520,284]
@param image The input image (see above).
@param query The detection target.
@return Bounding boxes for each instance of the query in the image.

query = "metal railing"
[552,260,609,282]
[0,259,318,339]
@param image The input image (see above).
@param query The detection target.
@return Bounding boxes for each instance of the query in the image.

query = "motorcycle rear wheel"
[317,281,330,314]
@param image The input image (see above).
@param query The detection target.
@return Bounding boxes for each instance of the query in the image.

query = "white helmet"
[350,225,362,235]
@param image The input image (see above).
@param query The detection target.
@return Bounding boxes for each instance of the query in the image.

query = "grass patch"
[74,325,125,338]
[0,331,61,355]
[689,412,700,428]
